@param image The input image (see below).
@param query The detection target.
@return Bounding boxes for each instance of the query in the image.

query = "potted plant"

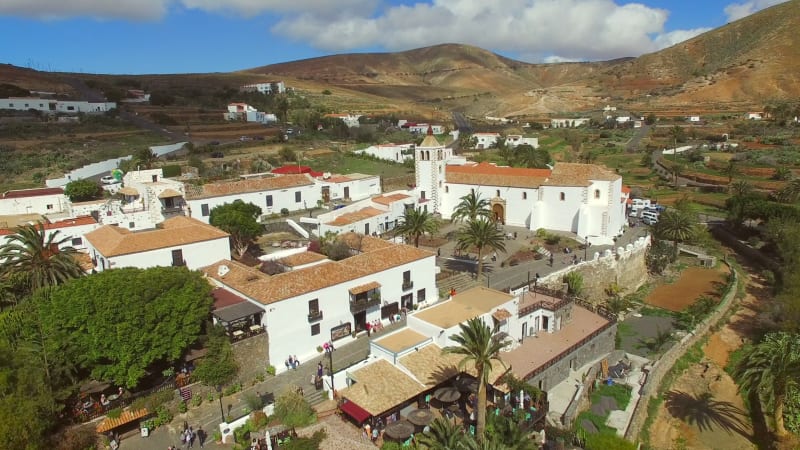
[213,429,222,444]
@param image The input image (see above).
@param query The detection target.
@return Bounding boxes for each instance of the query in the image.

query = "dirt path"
[647,272,767,450]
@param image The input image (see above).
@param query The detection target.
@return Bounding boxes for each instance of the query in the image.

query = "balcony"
[402,280,414,291]
[307,310,323,322]
[350,295,381,313]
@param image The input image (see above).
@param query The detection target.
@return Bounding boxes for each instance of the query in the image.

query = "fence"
[624,263,738,441]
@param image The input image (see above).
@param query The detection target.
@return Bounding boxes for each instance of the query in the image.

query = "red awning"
[339,399,371,423]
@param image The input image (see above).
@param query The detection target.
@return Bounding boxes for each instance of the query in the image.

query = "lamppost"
[328,347,335,393]
[215,385,226,424]
[584,236,590,261]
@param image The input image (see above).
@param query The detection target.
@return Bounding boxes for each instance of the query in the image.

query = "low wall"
[624,264,738,441]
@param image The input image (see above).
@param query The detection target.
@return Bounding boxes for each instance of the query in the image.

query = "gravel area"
[298,414,377,450]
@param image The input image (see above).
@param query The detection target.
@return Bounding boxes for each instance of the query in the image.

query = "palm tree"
[775,178,800,203]
[135,148,159,169]
[456,218,506,277]
[416,417,466,449]
[444,318,509,442]
[671,162,684,186]
[653,209,695,258]
[394,207,439,247]
[724,160,738,184]
[452,191,490,223]
[0,223,83,293]
[514,145,551,169]
[734,332,800,437]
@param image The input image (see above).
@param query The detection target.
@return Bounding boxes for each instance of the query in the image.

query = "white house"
[0,98,116,114]
[415,136,626,245]
[185,174,320,223]
[224,103,277,124]
[240,81,286,95]
[472,132,501,149]
[0,188,69,216]
[316,173,381,204]
[550,118,590,128]
[405,123,445,135]
[688,116,701,122]
[0,215,99,251]
[316,191,417,237]
[203,234,437,371]
[745,112,764,120]
[354,143,415,163]
[325,113,362,128]
[504,135,539,148]
[84,216,230,271]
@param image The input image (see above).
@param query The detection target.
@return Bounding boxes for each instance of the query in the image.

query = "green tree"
[452,191,490,223]
[562,271,584,297]
[444,318,509,442]
[652,209,696,258]
[278,147,297,162]
[209,200,262,257]
[135,148,159,169]
[724,160,738,184]
[273,386,316,429]
[275,95,290,122]
[416,417,466,449]
[35,267,213,388]
[394,207,439,247]
[726,181,754,226]
[456,218,506,277]
[0,223,83,294]
[734,332,800,437]
[514,144,551,169]
[671,162,684,186]
[193,326,238,387]
[64,179,101,202]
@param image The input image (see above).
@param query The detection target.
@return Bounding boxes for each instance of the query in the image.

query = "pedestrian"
[317,361,324,378]
[437,248,441,257]
[183,420,189,433]
[197,426,206,448]
[549,255,554,267]
[285,358,290,370]
[188,427,196,448]
[372,427,378,442]
[364,423,372,441]
[293,355,299,369]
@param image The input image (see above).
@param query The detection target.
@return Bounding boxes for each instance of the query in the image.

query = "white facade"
[316,173,381,203]
[204,236,437,371]
[414,133,459,213]
[473,133,500,149]
[85,216,230,272]
[0,188,69,216]
[0,98,116,113]
[354,144,415,163]
[185,174,321,223]
[326,114,362,127]
[0,216,99,252]
[316,191,417,237]
[240,82,286,94]
[550,118,590,128]
[504,135,539,148]
[406,123,445,135]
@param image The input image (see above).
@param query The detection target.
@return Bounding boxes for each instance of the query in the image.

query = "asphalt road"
[452,111,473,133]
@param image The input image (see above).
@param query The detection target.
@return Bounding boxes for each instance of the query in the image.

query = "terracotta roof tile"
[446,162,550,189]
[276,251,329,267]
[349,281,381,295]
[184,174,313,200]
[399,344,508,387]
[1,188,64,199]
[325,207,384,226]
[203,237,433,304]
[339,359,425,416]
[372,193,410,206]
[492,308,512,321]
[85,216,229,257]
[542,163,620,187]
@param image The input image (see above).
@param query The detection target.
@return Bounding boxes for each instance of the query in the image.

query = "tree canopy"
[193,326,238,387]
[452,191,490,223]
[64,179,102,202]
[34,267,213,388]
[394,207,439,247]
[456,218,506,277]
[209,200,263,257]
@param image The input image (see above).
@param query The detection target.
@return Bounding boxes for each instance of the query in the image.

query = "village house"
[84,216,230,271]
[314,191,418,236]
[354,143,415,163]
[224,102,277,124]
[202,234,437,371]
[0,187,69,216]
[472,132,501,149]
[0,215,99,251]
[399,121,445,135]
[184,174,321,223]
[325,113,362,128]
[415,131,627,245]
[550,118,590,128]
[0,98,116,114]
[316,173,381,204]
[504,135,539,148]
[240,81,286,95]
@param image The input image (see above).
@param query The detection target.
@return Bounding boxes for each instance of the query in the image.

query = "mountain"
[1,0,798,117]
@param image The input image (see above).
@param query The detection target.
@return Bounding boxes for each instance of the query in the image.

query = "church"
[414,129,628,245]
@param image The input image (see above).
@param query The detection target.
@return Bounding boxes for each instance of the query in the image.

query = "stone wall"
[232,333,270,384]
[527,323,617,391]
[537,236,651,302]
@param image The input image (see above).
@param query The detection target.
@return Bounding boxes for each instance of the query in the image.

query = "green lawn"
[304,153,412,179]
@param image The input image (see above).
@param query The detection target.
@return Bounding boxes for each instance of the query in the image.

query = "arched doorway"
[491,201,505,225]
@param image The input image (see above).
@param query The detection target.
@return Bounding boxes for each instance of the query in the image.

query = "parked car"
[100,175,120,185]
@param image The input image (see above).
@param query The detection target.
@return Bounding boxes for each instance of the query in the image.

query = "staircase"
[303,388,328,407]
[437,271,480,296]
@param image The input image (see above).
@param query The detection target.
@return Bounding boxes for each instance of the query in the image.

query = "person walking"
[188,426,196,448]
[197,426,206,448]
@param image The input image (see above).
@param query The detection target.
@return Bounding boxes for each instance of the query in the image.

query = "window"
[201,204,210,216]
[311,324,320,336]
[295,191,302,202]
[71,237,82,246]
[266,195,273,207]
[420,191,426,199]
[67,106,75,111]
[496,190,500,197]
[445,186,449,193]
[471,188,475,195]
[559,192,565,201]
[308,299,320,315]
[417,288,426,302]
[594,189,600,199]
[46,204,54,210]
[8,103,13,107]
[522,192,527,200]
[402,270,412,290]
[171,249,184,266]
[129,222,135,228]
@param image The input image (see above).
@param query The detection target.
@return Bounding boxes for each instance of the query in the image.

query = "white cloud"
[271,0,713,62]
[179,0,375,18]
[652,28,711,49]
[0,0,167,20]
[724,0,789,22]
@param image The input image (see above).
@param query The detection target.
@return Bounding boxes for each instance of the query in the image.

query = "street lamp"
[328,347,335,393]
[215,385,226,424]
[584,236,590,261]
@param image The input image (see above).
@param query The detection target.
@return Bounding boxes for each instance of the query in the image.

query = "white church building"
[414,130,627,245]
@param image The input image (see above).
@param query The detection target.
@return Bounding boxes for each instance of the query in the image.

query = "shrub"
[106,407,122,419]
[283,429,326,450]
[266,365,276,376]
[244,392,264,412]
[250,410,269,429]
[273,386,316,428]
[161,164,182,177]
[563,272,584,296]
[191,394,203,407]
[178,401,188,413]
[223,383,242,396]
[280,208,290,216]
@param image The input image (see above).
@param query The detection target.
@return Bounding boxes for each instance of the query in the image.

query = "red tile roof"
[622,186,631,194]
[372,193,411,206]
[271,165,324,177]
[212,287,247,309]
[446,162,551,188]
[2,188,64,199]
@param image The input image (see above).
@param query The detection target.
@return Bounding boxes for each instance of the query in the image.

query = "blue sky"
[0,0,789,74]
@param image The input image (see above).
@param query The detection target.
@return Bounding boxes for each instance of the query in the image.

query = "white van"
[641,211,659,224]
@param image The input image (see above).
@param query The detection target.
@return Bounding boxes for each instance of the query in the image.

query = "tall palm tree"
[653,209,695,258]
[0,222,83,293]
[452,191,490,223]
[394,207,439,247]
[724,160,738,184]
[444,318,509,442]
[734,332,800,437]
[416,417,466,450]
[456,218,506,277]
